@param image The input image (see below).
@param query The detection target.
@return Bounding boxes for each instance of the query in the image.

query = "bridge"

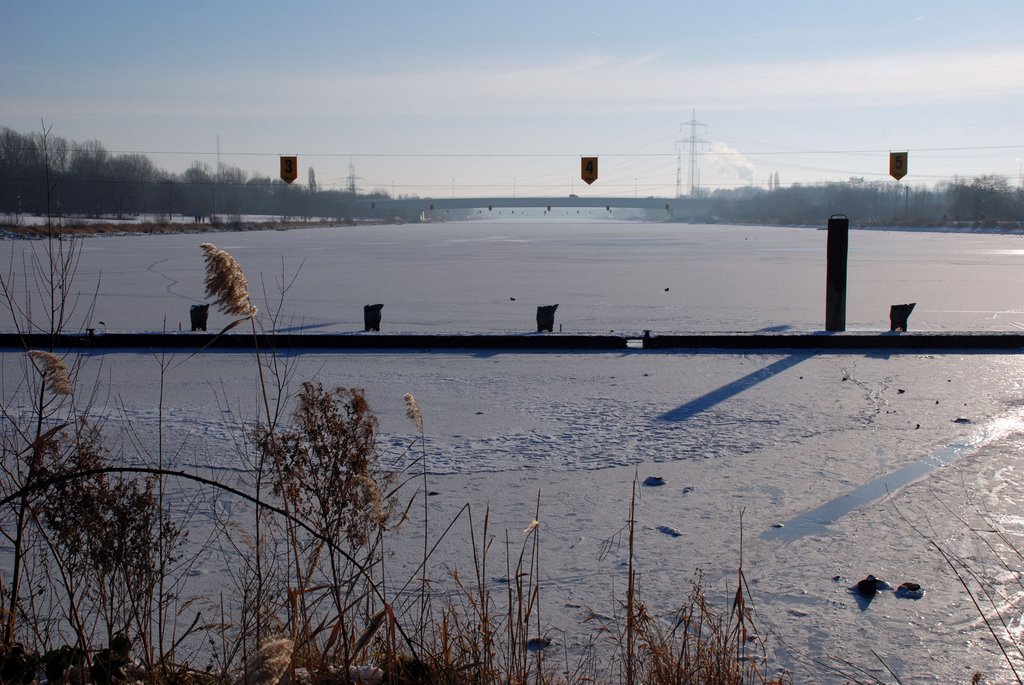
[357,195,714,221]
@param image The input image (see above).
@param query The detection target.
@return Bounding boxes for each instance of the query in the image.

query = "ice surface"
[5,220,1024,334]
[3,221,1024,681]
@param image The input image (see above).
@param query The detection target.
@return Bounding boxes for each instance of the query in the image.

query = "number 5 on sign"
[581,156,598,185]
[280,156,298,184]
[889,151,907,181]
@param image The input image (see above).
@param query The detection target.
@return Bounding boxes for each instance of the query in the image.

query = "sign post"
[581,157,598,185]
[280,156,298,184]
[889,152,908,181]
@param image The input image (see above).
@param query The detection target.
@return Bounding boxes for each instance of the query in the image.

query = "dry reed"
[200,242,258,317]
[404,393,423,433]
[244,637,293,685]
[26,350,73,395]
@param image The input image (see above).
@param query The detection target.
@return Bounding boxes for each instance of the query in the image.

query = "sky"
[3,1,1024,198]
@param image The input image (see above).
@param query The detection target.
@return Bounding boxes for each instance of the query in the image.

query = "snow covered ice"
[4,219,1024,682]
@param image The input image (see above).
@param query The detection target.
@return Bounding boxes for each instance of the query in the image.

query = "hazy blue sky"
[4,1,1023,197]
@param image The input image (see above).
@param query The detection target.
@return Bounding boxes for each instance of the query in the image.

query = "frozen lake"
[3,220,1024,682]
[4,219,1024,334]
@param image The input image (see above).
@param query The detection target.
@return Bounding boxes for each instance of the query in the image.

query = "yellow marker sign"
[581,157,598,185]
[889,152,908,181]
[280,156,298,184]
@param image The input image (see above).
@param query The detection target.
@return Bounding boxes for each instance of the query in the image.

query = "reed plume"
[27,350,73,396]
[200,242,257,317]
[244,636,293,685]
[404,392,423,432]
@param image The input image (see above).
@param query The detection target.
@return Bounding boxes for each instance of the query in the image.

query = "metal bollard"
[364,304,384,332]
[536,304,558,333]
[190,304,209,331]
[889,303,915,332]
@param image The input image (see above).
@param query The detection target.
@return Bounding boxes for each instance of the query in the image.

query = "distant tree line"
[2,126,1023,227]
[0,126,419,224]
[698,174,1024,228]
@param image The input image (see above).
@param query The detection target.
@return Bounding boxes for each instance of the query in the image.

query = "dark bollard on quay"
[890,303,916,332]
[364,304,384,332]
[536,304,558,333]
[190,304,209,331]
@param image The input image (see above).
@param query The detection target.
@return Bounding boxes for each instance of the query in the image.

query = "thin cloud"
[291,47,1024,115]
[9,47,1023,121]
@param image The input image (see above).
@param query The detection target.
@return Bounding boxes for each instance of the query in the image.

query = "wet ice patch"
[764,406,1024,542]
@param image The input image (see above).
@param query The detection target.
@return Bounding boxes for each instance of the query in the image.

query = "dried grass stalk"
[27,350,73,395]
[200,242,257,317]
[404,392,423,432]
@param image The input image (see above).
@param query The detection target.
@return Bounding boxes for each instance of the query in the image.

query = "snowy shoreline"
[3,213,1024,241]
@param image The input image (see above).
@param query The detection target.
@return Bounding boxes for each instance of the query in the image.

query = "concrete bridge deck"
[360,195,713,217]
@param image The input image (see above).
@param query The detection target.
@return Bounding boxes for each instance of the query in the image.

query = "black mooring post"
[889,302,916,332]
[536,304,558,333]
[363,304,383,332]
[190,304,209,332]
[825,214,849,332]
